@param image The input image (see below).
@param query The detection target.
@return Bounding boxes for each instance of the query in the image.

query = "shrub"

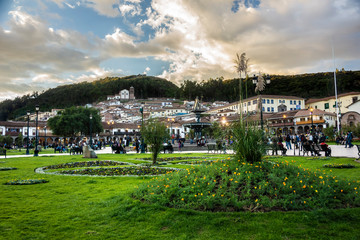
[231,120,265,163]
[323,163,356,168]
[5,179,48,185]
[0,167,17,171]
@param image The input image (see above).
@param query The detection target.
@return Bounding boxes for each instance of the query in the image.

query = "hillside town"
[1,86,359,147]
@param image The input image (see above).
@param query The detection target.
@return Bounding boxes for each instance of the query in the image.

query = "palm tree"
[234,52,250,117]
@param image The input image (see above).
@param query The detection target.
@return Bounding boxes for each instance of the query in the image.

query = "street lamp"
[89,114,93,149]
[43,126,47,149]
[168,117,175,137]
[310,107,314,134]
[34,105,39,157]
[107,120,114,144]
[140,104,145,153]
[26,111,30,155]
[253,73,271,130]
[283,114,286,136]
[221,117,227,126]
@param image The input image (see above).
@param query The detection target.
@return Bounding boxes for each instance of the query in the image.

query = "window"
[262,99,265,104]
[271,99,274,104]
[267,99,270,104]
[267,107,270,112]
[253,100,257,104]
[262,107,265,111]
[324,103,329,109]
[248,101,251,106]
[353,97,358,103]
[290,108,293,110]
[271,107,274,112]
[290,100,293,105]
[298,100,301,105]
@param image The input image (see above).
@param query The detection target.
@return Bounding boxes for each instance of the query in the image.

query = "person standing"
[345,131,353,148]
[285,134,292,150]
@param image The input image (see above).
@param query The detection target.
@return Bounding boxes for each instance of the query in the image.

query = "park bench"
[163,143,174,153]
[111,145,126,154]
[316,144,332,157]
[0,148,6,158]
[207,143,216,153]
[69,146,83,155]
[267,143,287,156]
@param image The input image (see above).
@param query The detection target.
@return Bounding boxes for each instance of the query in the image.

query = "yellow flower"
[181,198,184,201]
[255,199,258,202]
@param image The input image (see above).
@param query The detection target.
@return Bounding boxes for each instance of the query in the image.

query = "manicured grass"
[4,148,68,156]
[1,153,360,239]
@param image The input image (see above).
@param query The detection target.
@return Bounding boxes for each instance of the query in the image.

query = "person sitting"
[320,142,331,157]
[277,141,287,156]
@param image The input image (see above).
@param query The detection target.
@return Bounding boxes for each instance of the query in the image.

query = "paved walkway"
[1,144,358,159]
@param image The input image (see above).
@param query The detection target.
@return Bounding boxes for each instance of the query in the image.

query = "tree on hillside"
[47,107,103,144]
[141,118,169,164]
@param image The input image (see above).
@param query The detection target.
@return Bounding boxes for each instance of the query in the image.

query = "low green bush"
[4,179,48,185]
[0,167,17,171]
[323,163,356,168]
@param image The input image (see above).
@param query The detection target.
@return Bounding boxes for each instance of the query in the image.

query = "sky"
[0,0,359,102]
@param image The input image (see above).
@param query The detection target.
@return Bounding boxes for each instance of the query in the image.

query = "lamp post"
[89,114,93,149]
[26,111,30,155]
[253,73,271,130]
[140,105,145,153]
[44,126,47,149]
[283,114,286,136]
[168,117,175,139]
[310,107,314,134]
[34,105,39,157]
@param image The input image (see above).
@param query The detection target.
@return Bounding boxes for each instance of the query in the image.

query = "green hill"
[1,71,359,121]
[0,75,180,120]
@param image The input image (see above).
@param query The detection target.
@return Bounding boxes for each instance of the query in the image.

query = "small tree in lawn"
[142,118,169,164]
[15,133,24,151]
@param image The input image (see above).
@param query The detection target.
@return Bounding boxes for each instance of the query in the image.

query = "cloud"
[1,0,360,101]
[0,8,103,100]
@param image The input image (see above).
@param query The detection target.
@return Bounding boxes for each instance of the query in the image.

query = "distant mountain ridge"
[0,71,359,121]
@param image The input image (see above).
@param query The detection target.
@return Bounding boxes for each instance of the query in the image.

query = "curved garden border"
[35,160,183,177]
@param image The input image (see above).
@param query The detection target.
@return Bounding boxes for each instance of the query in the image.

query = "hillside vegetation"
[0,71,359,120]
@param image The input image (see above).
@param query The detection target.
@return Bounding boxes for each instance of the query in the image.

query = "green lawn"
[4,147,68,156]
[1,153,360,239]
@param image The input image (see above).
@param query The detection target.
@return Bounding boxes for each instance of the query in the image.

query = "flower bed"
[4,179,48,185]
[323,163,356,168]
[0,167,17,171]
[43,160,133,170]
[134,159,360,212]
[138,157,213,162]
[175,159,228,165]
[59,166,181,176]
